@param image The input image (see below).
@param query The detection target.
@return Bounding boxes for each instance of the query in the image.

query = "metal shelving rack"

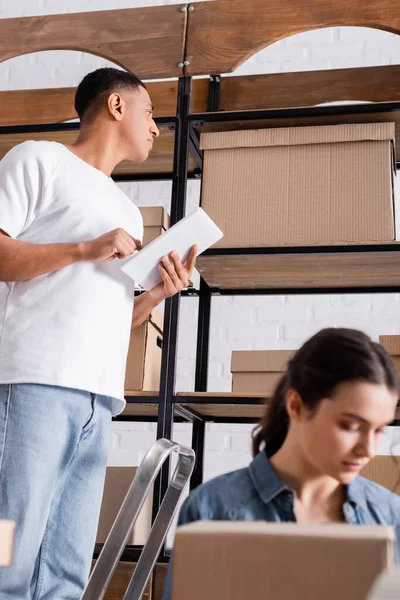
[115,80,400,565]
[3,1,400,568]
[3,76,400,566]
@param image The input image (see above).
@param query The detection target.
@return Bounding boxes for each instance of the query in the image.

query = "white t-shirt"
[0,141,143,415]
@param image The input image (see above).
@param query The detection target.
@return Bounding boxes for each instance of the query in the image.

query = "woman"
[163,328,400,599]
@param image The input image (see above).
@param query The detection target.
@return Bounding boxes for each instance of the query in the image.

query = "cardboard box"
[0,520,15,567]
[139,207,170,247]
[361,456,400,494]
[200,123,396,247]
[172,522,395,600]
[96,467,152,546]
[125,308,163,392]
[379,335,400,375]
[231,349,294,394]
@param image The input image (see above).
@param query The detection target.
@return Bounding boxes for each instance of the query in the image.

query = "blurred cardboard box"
[125,309,163,393]
[361,456,400,495]
[201,123,395,247]
[96,467,152,546]
[231,349,294,394]
[172,522,395,600]
[379,335,400,376]
[0,520,15,567]
[139,207,170,247]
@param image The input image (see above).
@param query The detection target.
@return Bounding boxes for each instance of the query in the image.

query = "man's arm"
[0,228,142,282]
[131,246,198,328]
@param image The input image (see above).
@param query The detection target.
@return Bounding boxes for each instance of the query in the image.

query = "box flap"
[200,122,395,151]
[177,521,395,541]
[201,130,395,246]
[231,350,294,373]
[139,206,170,229]
[379,335,400,356]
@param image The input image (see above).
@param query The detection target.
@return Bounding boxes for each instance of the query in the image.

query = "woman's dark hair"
[252,328,399,458]
[75,67,146,123]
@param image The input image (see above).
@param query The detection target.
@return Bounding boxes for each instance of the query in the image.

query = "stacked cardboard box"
[200,122,396,247]
[379,335,400,379]
[171,522,395,600]
[124,207,168,393]
[139,206,170,247]
[361,456,400,495]
[365,340,400,496]
[231,349,294,394]
[125,308,163,393]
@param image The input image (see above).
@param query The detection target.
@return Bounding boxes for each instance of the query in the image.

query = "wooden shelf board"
[176,392,269,419]
[196,247,400,290]
[0,5,185,80]
[0,127,197,177]
[185,0,400,77]
[122,403,158,417]
[124,390,159,397]
[220,66,400,112]
[175,391,269,399]
[180,403,265,419]
[121,393,400,421]
[4,67,400,126]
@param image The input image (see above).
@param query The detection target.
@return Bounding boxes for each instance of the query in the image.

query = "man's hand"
[80,228,142,262]
[150,245,198,303]
[131,245,198,329]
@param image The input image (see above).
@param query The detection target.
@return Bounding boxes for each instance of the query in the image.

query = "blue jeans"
[0,384,113,599]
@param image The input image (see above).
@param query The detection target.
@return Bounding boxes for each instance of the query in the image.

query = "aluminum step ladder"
[81,438,195,600]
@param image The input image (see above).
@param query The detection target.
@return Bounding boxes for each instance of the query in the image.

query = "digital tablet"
[120,207,223,290]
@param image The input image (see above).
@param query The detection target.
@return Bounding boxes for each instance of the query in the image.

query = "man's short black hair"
[75,67,146,123]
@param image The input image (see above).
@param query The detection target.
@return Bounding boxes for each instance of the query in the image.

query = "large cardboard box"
[231,349,294,394]
[361,456,400,494]
[200,122,396,247]
[125,308,163,393]
[139,207,170,247]
[96,467,152,546]
[379,335,400,375]
[172,522,395,600]
[0,520,15,567]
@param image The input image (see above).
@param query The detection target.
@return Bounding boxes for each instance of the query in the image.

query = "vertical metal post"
[153,76,192,522]
[207,74,222,112]
[189,73,221,489]
[190,420,205,490]
[190,281,211,490]
[194,280,212,392]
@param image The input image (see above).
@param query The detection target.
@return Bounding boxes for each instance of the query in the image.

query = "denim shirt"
[162,451,400,600]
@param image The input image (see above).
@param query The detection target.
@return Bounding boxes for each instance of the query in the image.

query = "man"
[0,67,196,599]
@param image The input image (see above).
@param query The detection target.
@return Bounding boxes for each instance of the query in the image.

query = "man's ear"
[108,92,124,121]
[286,388,307,423]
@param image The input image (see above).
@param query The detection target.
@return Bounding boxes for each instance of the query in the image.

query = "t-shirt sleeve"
[0,142,46,239]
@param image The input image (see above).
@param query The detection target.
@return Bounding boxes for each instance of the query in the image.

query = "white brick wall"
[2,1,400,498]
